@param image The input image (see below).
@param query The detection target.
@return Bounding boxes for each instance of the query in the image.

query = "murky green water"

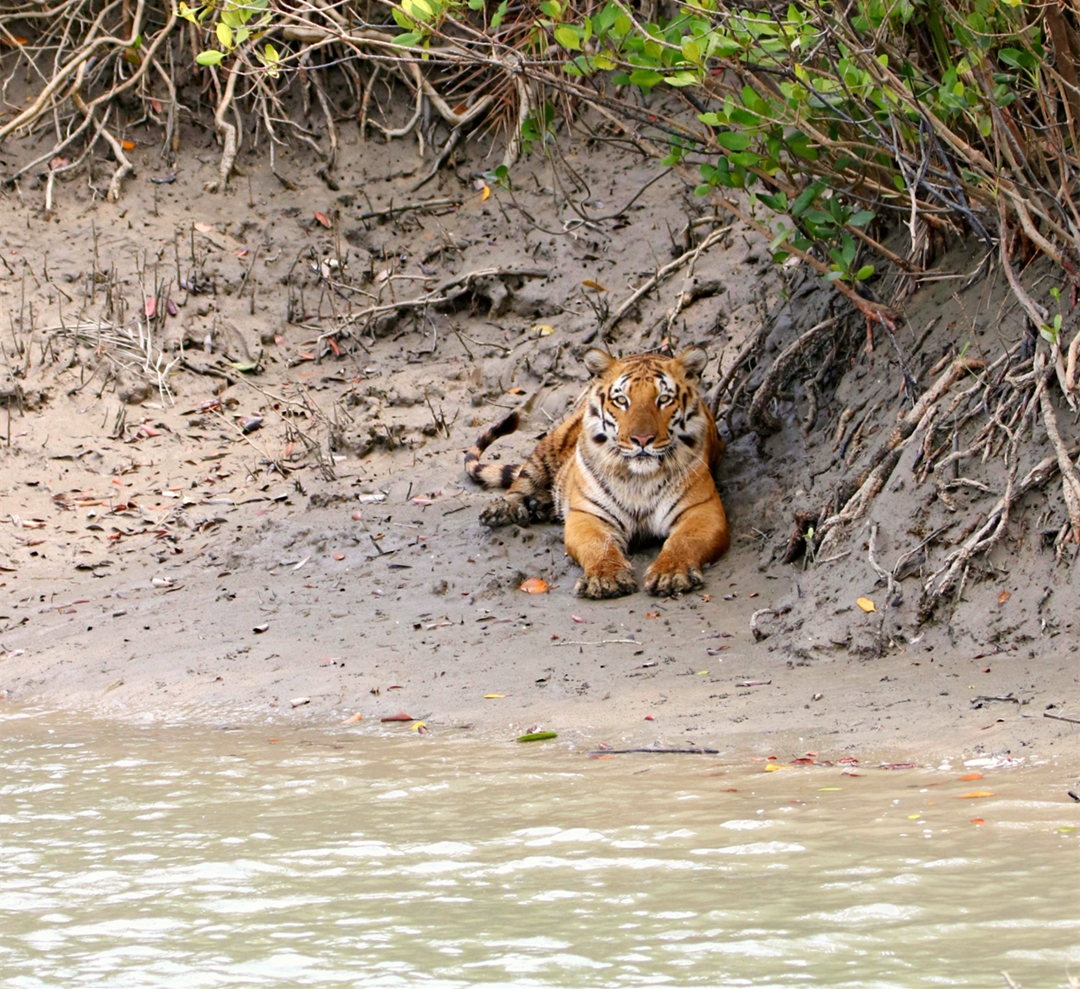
[1,713,1077,988]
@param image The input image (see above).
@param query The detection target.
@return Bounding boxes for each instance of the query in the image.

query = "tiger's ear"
[584,348,615,377]
[677,347,709,379]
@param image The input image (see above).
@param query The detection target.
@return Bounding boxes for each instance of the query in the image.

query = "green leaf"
[629,68,664,91]
[592,52,615,70]
[664,71,699,87]
[848,209,875,227]
[539,0,561,18]
[196,49,226,65]
[682,38,701,63]
[394,30,423,46]
[855,264,875,281]
[717,131,752,151]
[790,179,824,217]
[517,731,558,742]
[216,21,233,49]
[229,361,261,373]
[756,191,788,211]
[694,184,712,196]
[554,25,581,50]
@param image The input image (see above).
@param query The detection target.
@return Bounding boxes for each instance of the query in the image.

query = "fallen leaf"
[581,279,607,292]
[997,589,1011,604]
[517,731,558,742]
[290,696,310,708]
[411,721,426,732]
[49,156,70,171]
[570,615,588,623]
[957,791,996,798]
[645,611,660,619]
[481,184,491,202]
[121,139,135,150]
[856,596,876,612]
[314,211,332,228]
[507,387,526,395]
[381,711,413,722]
[971,818,985,825]
[340,711,363,723]
[151,98,163,114]
[333,552,345,561]
[193,222,213,233]
[532,323,556,337]
[959,772,983,781]
[484,693,505,699]
[520,577,549,594]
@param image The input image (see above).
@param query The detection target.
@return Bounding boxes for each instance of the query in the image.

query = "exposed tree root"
[205,59,242,194]
[748,317,841,436]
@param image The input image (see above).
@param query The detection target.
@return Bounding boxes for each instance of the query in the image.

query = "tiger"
[465,347,730,598]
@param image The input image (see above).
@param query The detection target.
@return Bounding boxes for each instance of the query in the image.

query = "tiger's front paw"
[644,562,704,597]
[479,496,530,528]
[575,563,637,599]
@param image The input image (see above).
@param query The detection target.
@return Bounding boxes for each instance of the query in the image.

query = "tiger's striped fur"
[465,347,730,598]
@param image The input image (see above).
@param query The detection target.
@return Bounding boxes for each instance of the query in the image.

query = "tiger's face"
[582,348,710,477]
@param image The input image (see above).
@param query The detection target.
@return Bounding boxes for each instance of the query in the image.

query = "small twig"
[552,638,639,646]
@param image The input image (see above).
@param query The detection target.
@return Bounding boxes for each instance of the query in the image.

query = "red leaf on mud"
[958,791,995,798]
[959,772,983,781]
[570,615,588,623]
[333,552,345,561]
[971,818,985,825]
[314,211,332,228]
[381,711,413,722]
[520,577,549,594]
[340,712,363,724]
[997,589,1011,604]
[121,139,135,151]
[151,98,163,114]
[144,297,156,318]
[139,424,160,438]
[166,298,178,316]
[837,756,858,765]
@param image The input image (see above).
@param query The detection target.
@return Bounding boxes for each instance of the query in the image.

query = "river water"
[1,712,1077,988]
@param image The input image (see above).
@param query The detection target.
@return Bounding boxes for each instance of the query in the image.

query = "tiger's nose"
[630,433,656,448]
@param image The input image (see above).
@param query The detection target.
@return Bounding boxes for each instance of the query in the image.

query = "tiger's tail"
[464,410,522,488]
